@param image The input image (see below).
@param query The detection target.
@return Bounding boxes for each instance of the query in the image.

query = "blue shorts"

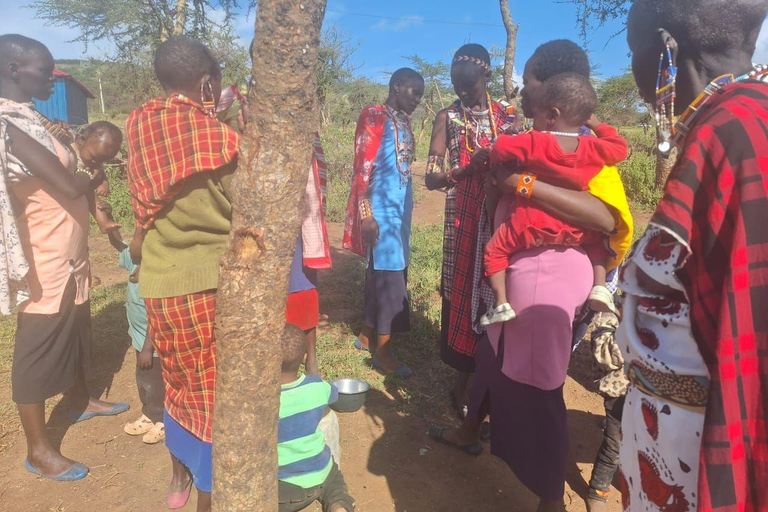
[164,410,213,493]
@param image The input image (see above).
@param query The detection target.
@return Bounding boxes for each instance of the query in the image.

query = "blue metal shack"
[33,68,96,126]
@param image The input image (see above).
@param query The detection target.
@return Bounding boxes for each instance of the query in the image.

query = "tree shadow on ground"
[46,299,131,450]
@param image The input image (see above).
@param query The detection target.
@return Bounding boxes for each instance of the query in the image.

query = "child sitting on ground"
[482,72,629,325]
[279,324,355,512]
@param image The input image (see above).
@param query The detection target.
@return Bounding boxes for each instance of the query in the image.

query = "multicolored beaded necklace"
[383,104,414,185]
[669,65,768,151]
[460,92,498,154]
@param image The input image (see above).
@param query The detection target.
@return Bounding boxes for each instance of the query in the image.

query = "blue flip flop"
[69,402,130,424]
[372,355,413,379]
[25,459,89,481]
[353,338,372,353]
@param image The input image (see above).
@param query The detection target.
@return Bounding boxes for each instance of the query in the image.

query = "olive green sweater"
[139,165,235,299]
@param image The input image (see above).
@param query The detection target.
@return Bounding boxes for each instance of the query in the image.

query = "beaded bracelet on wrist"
[75,167,95,180]
[516,173,536,198]
[359,199,373,220]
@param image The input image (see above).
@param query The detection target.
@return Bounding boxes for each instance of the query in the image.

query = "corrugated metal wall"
[33,81,69,123]
[66,82,89,126]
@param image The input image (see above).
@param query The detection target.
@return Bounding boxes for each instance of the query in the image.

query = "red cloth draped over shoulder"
[652,81,768,512]
[343,105,388,257]
[126,94,240,230]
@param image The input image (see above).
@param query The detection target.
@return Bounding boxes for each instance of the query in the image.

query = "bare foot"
[169,455,192,493]
[441,426,479,447]
[27,448,82,478]
[372,348,404,372]
[83,397,119,414]
[587,498,608,512]
[536,499,566,512]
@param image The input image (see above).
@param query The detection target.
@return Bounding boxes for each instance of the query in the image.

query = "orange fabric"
[12,137,90,314]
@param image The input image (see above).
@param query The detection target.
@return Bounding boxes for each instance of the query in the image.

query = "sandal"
[372,354,413,378]
[427,425,483,456]
[24,459,89,482]
[124,414,154,435]
[143,422,165,444]
[70,402,130,424]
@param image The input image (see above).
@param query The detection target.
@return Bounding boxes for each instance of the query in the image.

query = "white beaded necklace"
[541,130,580,138]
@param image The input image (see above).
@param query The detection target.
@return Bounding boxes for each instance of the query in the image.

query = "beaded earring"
[655,45,677,156]
[201,81,216,118]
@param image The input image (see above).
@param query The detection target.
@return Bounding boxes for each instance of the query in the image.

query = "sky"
[2,0,768,85]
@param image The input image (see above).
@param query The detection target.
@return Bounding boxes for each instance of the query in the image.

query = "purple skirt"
[469,246,592,500]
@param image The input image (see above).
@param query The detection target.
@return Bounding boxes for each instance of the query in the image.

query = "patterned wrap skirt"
[145,290,217,443]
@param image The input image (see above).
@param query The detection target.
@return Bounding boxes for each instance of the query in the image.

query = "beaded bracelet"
[516,173,537,199]
[75,167,95,180]
[359,199,374,220]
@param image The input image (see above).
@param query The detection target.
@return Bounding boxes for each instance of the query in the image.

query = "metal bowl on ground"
[329,378,370,413]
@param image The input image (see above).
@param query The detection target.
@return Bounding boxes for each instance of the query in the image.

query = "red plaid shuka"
[126,94,240,229]
[146,291,217,443]
[446,100,507,356]
[652,81,768,512]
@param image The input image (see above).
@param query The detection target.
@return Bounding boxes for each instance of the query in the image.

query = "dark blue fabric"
[164,410,212,493]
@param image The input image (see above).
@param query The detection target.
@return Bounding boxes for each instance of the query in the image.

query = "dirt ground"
[0,190,626,512]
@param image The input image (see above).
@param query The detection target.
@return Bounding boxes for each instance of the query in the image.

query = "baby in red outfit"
[482,73,628,326]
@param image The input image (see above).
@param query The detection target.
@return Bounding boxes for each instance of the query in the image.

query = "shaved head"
[0,34,50,71]
[154,36,220,91]
[628,0,768,55]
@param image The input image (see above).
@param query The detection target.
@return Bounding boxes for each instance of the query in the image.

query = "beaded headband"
[453,55,490,71]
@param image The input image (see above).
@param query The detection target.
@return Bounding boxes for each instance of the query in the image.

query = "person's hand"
[94,200,121,234]
[237,102,250,134]
[465,147,491,175]
[137,345,153,370]
[95,178,110,197]
[361,216,379,245]
[585,114,601,131]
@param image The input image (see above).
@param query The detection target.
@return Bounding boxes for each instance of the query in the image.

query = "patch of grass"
[316,222,449,419]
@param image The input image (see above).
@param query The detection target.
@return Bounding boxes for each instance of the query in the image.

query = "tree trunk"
[212,1,327,510]
[499,0,520,101]
[173,0,187,36]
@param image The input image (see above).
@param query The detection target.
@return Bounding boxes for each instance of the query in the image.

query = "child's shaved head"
[535,72,597,126]
[154,36,220,91]
[282,324,307,373]
[82,121,123,147]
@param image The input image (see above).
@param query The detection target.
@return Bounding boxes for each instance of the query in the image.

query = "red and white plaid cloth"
[651,81,768,512]
[146,291,217,443]
[126,94,240,229]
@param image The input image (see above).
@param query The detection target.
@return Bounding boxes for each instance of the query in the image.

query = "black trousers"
[278,463,354,512]
[135,351,165,424]
[588,395,625,497]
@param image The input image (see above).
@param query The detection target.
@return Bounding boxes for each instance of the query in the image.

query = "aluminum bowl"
[329,378,370,413]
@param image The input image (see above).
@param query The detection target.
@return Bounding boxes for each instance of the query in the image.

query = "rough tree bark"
[499,0,520,100]
[212,1,327,510]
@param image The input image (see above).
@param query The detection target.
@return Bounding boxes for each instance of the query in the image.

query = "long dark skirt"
[12,278,91,404]
[470,333,569,501]
[438,298,477,373]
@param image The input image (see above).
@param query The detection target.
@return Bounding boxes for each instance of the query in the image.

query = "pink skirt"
[484,245,593,390]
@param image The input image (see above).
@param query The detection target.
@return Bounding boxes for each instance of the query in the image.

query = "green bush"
[617,127,662,210]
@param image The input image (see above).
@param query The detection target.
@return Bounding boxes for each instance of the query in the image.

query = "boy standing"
[279,324,355,512]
